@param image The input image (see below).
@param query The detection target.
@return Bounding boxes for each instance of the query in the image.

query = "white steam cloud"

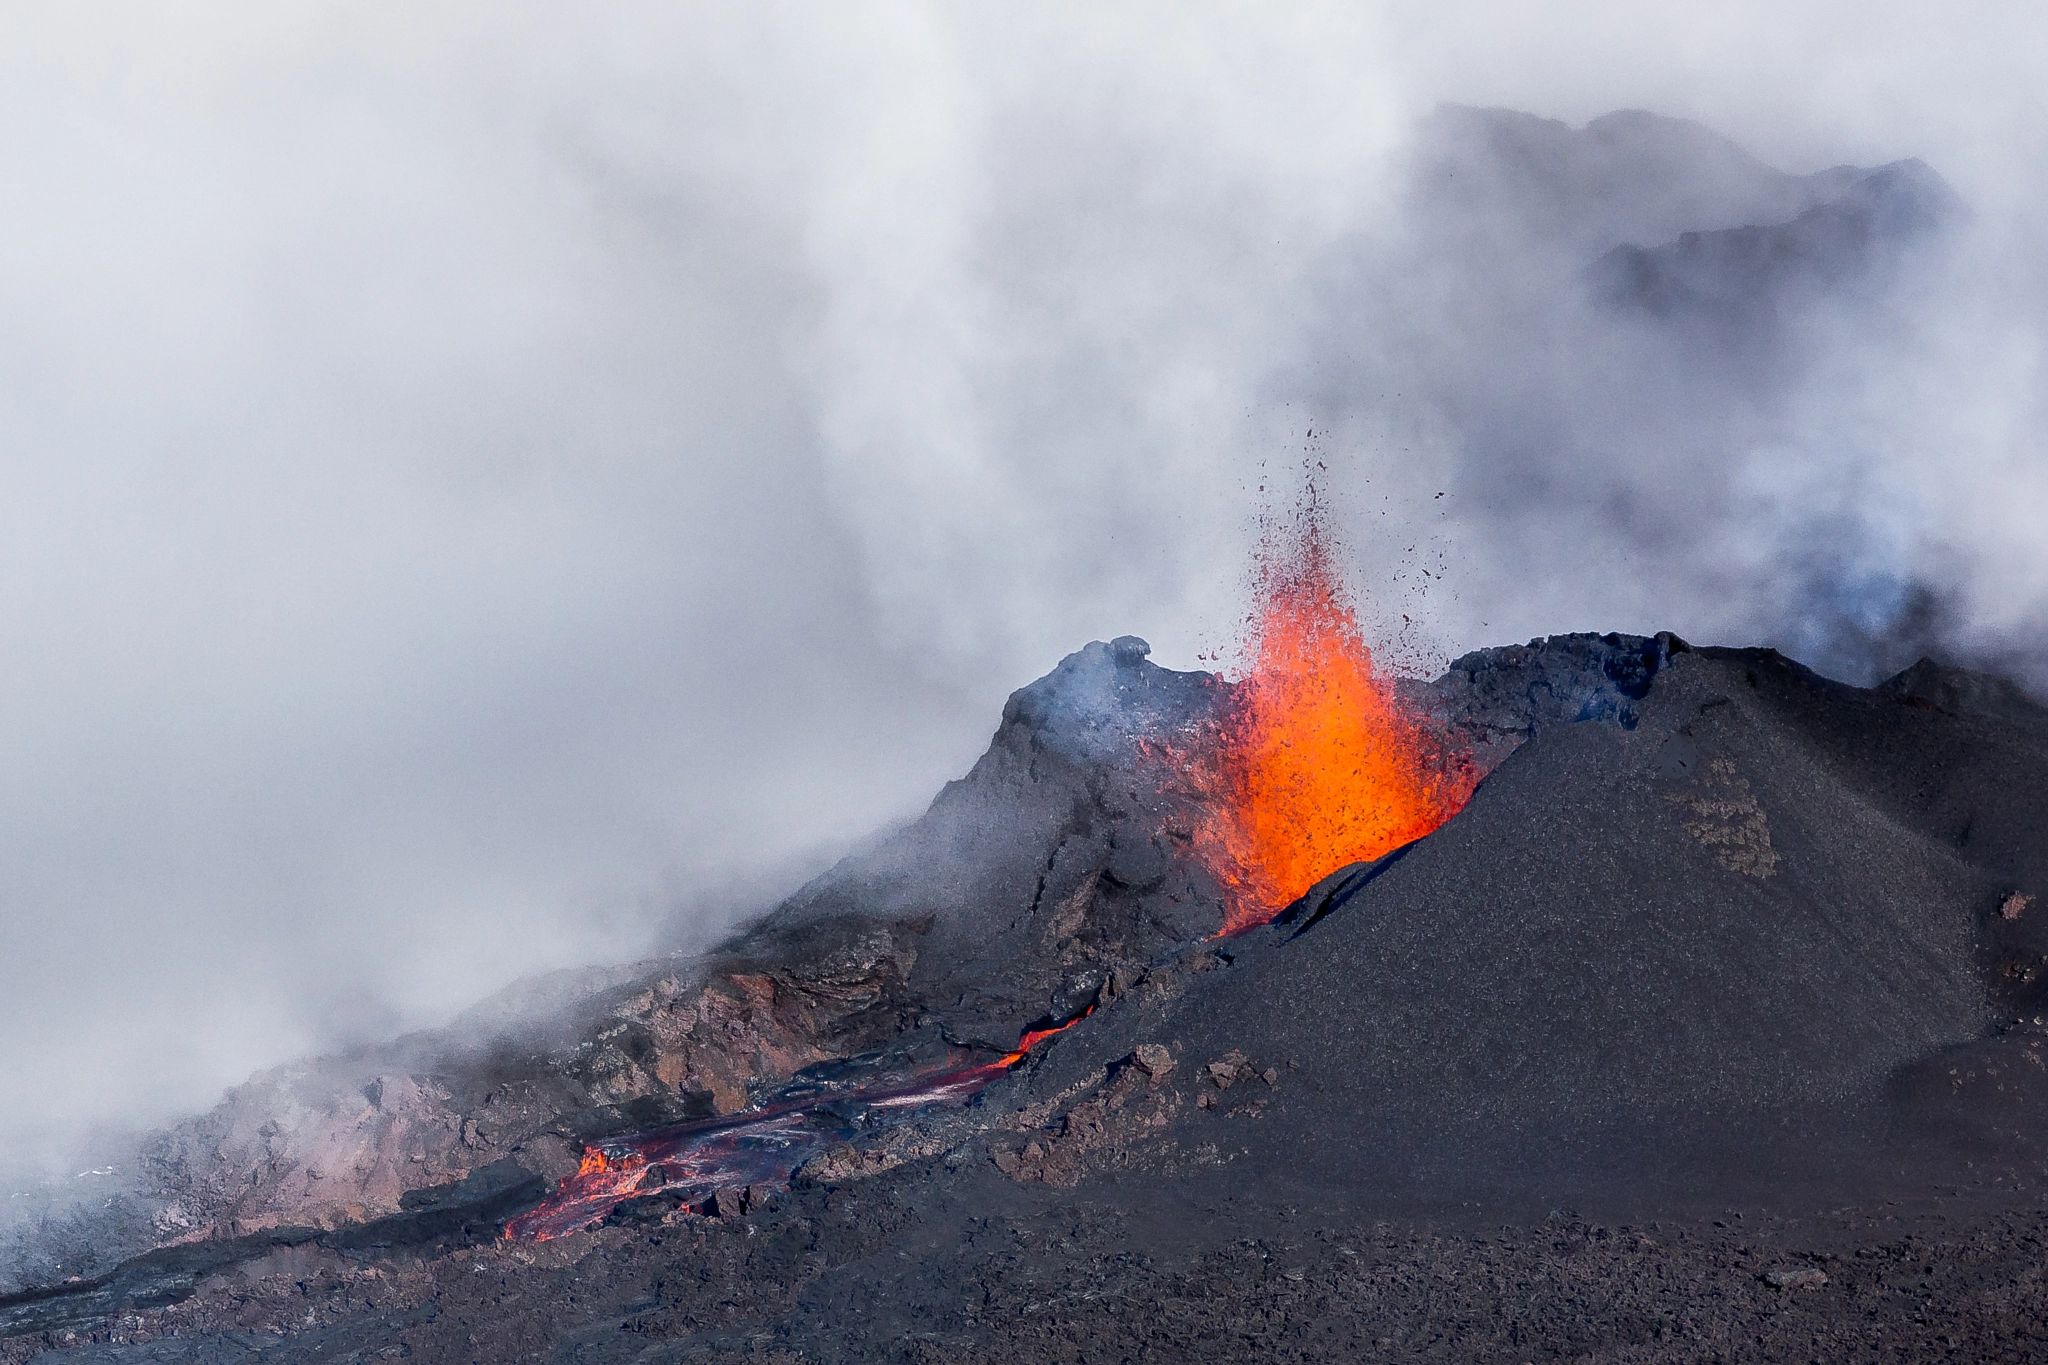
[2,3,2044,1158]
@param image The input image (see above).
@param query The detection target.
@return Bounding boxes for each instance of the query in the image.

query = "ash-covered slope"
[1006,642,2048,1213]
[749,635,1224,1051]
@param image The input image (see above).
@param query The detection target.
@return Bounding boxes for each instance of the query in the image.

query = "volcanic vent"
[1156,494,1479,932]
[490,501,1492,1237]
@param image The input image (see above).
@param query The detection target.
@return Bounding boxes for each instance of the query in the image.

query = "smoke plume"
[3,2,2044,1162]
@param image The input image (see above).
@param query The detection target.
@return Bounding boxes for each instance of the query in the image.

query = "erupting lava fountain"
[1167,495,1479,933]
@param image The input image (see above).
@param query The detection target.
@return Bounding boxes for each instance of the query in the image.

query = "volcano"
[11,625,2048,1362]
[9,112,2048,1363]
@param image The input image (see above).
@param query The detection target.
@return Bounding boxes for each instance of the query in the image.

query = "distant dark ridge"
[1590,158,1963,323]
[1413,104,1870,257]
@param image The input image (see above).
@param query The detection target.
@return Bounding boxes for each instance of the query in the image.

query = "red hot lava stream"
[504,1011,1091,1241]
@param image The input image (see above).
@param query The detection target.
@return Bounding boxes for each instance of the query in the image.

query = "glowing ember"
[1173,494,1476,933]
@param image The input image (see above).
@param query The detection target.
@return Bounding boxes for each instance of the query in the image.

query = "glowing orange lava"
[503,1008,1096,1241]
[996,1006,1093,1067]
[1178,498,1476,933]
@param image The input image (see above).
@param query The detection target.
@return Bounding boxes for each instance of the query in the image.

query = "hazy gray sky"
[3,2,2044,1158]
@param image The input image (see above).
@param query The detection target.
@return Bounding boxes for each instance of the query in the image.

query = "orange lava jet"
[1174,496,1477,934]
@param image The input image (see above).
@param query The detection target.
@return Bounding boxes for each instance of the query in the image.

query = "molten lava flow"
[997,1007,1092,1066]
[502,1008,1094,1241]
[1174,499,1476,934]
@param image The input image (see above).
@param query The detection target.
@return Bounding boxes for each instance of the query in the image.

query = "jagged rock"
[1130,1044,1174,1080]
[1402,631,1688,774]
[754,635,1229,1052]
[1203,1050,1252,1092]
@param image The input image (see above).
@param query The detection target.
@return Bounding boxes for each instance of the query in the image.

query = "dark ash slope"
[1015,644,2048,1218]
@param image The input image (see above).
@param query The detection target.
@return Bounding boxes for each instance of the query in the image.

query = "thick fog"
[4,3,2045,1158]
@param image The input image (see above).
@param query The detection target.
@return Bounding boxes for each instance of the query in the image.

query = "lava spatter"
[1169,493,1477,933]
